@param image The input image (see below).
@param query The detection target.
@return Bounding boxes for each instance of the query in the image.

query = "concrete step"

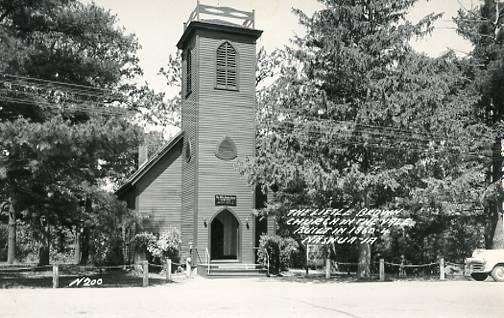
[208,270,267,278]
[209,263,263,270]
[197,264,267,278]
[208,273,266,278]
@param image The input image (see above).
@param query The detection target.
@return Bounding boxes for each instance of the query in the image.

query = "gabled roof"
[115,130,184,197]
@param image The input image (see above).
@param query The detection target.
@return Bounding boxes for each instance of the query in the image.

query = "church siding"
[117,10,268,268]
[196,33,258,264]
[136,141,183,233]
[181,34,199,256]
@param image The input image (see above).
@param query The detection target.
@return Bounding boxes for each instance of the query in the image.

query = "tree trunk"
[486,139,504,249]
[80,228,89,265]
[7,198,16,264]
[74,227,81,264]
[484,205,497,248]
[38,225,50,266]
[492,211,504,249]
[357,242,371,279]
[357,191,372,279]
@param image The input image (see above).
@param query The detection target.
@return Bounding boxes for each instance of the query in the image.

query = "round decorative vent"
[215,136,237,160]
[185,138,192,163]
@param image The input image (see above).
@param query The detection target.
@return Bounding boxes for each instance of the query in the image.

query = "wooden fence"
[0,258,193,289]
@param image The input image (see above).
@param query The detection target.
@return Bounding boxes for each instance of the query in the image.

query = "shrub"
[134,229,181,265]
[147,229,181,263]
[12,223,39,263]
[133,232,157,253]
[50,227,75,264]
[90,234,125,266]
[257,234,299,274]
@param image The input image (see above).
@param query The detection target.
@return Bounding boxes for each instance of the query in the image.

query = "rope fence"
[325,257,466,281]
[0,258,195,289]
[1,257,467,287]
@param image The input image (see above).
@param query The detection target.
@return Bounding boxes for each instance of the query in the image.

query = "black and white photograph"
[1,0,504,317]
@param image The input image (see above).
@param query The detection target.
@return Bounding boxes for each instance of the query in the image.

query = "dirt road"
[1,277,503,318]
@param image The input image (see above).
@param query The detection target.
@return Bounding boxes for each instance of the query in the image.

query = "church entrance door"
[210,209,239,260]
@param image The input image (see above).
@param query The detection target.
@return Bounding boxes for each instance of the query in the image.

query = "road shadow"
[0,267,178,289]
[252,271,468,284]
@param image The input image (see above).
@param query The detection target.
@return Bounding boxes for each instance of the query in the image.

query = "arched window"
[186,48,192,96]
[185,138,192,163]
[216,42,237,90]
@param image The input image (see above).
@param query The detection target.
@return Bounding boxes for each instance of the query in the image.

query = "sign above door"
[215,194,237,206]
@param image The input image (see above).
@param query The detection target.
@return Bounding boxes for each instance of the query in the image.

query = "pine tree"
[455,0,504,249]
[240,0,492,277]
[0,0,162,264]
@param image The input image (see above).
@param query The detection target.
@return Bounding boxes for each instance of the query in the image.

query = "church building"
[116,3,274,269]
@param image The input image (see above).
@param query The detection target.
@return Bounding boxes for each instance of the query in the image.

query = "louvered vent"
[186,49,192,95]
[216,42,237,89]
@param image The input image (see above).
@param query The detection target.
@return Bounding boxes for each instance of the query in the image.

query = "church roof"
[115,130,184,197]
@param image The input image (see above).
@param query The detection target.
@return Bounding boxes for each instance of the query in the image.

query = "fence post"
[325,258,331,279]
[439,257,445,281]
[166,258,172,281]
[186,258,191,278]
[379,258,385,282]
[305,244,309,276]
[142,260,148,287]
[52,264,59,288]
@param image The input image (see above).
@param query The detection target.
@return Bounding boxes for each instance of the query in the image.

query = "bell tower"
[177,3,262,264]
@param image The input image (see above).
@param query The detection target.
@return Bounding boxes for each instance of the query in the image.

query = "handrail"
[264,248,270,276]
[184,1,255,30]
[194,248,203,265]
[205,248,210,275]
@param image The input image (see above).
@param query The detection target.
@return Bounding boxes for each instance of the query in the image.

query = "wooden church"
[116,3,274,272]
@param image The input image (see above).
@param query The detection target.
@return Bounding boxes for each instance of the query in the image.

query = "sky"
[90,0,475,97]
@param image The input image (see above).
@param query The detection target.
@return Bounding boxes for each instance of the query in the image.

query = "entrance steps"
[197,262,267,278]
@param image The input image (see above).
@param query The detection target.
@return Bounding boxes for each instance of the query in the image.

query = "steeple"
[178,2,263,264]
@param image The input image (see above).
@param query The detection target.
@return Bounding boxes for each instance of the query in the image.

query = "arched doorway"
[210,209,239,260]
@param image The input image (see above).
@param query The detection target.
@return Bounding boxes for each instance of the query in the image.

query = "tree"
[240,0,492,278]
[0,0,158,264]
[455,0,504,249]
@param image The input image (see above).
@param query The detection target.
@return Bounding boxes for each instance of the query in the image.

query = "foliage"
[134,232,157,252]
[456,0,504,123]
[88,234,124,266]
[455,0,504,248]
[85,191,134,266]
[9,223,39,262]
[155,51,183,127]
[0,116,141,236]
[0,223,7,261]
[375,214,486,264]
[239,0,494,277]
[134,229,182,264]
[257,234,299,274]
[0,221,76,263]
[147,229,181,262]
[0,0,176,264]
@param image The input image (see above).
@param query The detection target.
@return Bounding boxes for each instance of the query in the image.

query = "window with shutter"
[186,49,192,97]
[216,42,237,90]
